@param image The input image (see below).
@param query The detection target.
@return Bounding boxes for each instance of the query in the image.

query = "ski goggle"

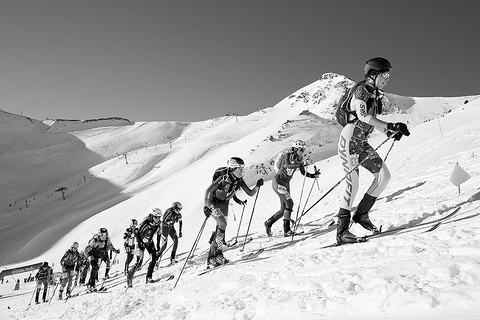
[234,167,245,175]
[380,72,390,80]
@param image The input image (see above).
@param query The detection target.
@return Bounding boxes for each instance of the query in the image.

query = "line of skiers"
[124,202,183,287]
[202,56,411,268]
[33,56,411,295]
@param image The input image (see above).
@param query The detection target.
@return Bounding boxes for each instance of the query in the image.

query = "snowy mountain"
[1,73,479,319]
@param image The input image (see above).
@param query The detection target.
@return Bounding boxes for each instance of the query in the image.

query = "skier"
[123,219,139,274]
[126,209,162,286]
[264,140,320,237]
[336,57,410,244]
[75,251,89,285]
[203,157,263,267]
[84,228,120,291]
[34,261,53,304]
[58,242,81,299]
[156,201,183,265]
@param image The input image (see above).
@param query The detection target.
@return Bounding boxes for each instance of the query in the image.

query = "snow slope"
[0,73,479,319]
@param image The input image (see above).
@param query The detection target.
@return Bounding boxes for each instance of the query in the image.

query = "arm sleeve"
[299,165,316,178]
[240,179,257,197]
[204,180,221,207]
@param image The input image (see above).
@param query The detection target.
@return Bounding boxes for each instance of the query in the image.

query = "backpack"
[273,150,289,173]
[335,80,365,127]
[62,249,77,266]
[212,167,229,183]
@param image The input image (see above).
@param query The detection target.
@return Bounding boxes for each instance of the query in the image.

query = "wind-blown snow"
[1,74,479,319]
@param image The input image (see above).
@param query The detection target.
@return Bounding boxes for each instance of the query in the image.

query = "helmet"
[152,208,162,217]
[131,219,138,225]
[99,227,108,234]
[292,139,306,149]
[126,227,132,233]
[226,157,245,168]
[71,242,79,249]
[172,201,182,211]
[363,57,392,77]
[43,261,49,267]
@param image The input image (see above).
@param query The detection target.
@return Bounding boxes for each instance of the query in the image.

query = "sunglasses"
[380,72,390,80]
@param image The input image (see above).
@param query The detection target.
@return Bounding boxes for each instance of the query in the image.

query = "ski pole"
[173,216,208,289]
[384,140,396,162]
[297,136,392,222]
[232,204,247,246]
[48,280,60,305]
[28,282,38,306]
[156,242,174,269]
[292,171,318,239]
[98,252,117,290]
[240,186,261,252]
[291,165,309,241]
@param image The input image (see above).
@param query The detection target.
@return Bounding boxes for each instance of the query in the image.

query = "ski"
[197,248,264,276]
[227,236,253,249]
[366,207,461,240]
[147,274,174,283]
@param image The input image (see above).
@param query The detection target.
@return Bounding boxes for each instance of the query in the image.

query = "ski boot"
[146,277,155,284]
[352,212,380,234]
[264,221,273,237]
[170,258,178,264]
[214,251,229,265]
[58,291,63,300]
[207,257,221,269]
[126,276,133,288]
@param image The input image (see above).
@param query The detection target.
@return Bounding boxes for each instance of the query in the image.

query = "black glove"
[387,130,403,141]
[115,249,120,254]
[240,199,247,206]
[314,169,321,178]
[203,206,212,218]
[179,231,183,238]
[256,178,264,187]
[387,122,410,137]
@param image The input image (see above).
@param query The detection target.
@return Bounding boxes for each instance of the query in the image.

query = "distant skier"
[58,241,81,299]
[75,251,89,285]
[156,202,183,266]
[84,228,120,291]
[34,261,53,304]
[203,157,263,267]
[264,140,320,237]
[336,57,410,244]
[126,209,162,287]
[123,219,139,274]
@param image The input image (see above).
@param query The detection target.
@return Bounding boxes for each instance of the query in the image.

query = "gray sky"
[0,0,479,122]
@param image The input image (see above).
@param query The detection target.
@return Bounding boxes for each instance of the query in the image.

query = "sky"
[1,75,479,319]
[0,0,479,122]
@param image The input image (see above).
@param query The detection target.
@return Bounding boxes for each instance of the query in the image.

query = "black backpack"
[335,80,365,127]
[212,167,229,183]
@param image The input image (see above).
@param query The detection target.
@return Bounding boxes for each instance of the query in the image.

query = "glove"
[116,249,120,254]
[387,122,410,137]
[179,231,183,238]
[240,199,247,206]
[203,206,212,218]
[256,178,264,187]
[387,130,402,141]
[314,169,321,178]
